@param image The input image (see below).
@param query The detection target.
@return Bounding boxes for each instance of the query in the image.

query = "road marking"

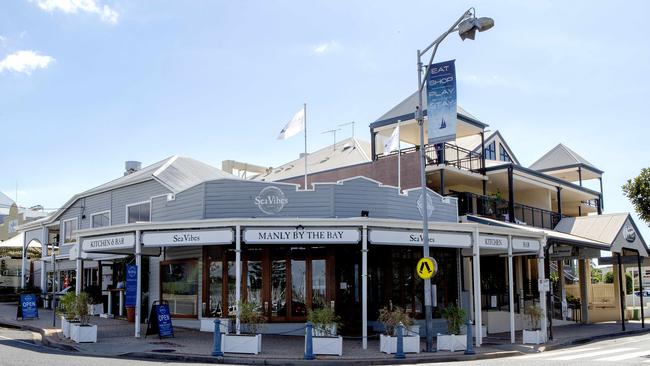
[523,347,598,358]
[549,347,637,360]
[597,350,650,361]
[0,334,39,347]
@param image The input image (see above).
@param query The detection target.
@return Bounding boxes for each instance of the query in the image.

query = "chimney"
[124,161,142,176]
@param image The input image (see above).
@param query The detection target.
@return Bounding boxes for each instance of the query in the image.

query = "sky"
[0,0,649,240]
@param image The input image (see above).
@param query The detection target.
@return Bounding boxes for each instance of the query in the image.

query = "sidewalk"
[1,303,648,365]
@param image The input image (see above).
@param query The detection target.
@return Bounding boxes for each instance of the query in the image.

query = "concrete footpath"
[1,303,649,365]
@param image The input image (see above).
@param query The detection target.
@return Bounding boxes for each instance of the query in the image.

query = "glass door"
[161,259,198,318]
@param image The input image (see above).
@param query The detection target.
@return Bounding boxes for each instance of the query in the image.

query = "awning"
[0,233,42,248]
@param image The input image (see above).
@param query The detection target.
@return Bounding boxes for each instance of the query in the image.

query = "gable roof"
[255,137,371,182]
[529,143,602,174]
[0,191,14,208]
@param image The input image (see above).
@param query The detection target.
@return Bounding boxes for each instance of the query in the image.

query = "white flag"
[383,125,400,155]
[277,108,305,140]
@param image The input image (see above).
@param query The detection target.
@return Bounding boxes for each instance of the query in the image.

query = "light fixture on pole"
[415,8,494,353]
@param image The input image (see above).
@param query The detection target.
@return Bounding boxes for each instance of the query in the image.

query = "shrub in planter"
[523,305,544,345]
[222,302,265,354]
[57,292,78,338]
[378,306,419,354]
[70,292,97,343]
[437,305,467,352]
[306,307,343,356]
[84,285,104,315]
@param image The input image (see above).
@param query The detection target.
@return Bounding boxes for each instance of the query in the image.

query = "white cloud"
[0,50,54,75]
[312,40,340,55]
[30,0,119,24]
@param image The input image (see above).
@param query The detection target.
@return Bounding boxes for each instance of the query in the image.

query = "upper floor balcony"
[375,142,483,173]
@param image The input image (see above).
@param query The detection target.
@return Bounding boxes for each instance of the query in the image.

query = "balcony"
[454,191,564,230]
[376,142,483,173]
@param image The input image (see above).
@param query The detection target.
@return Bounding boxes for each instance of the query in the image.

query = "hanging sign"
[369,229,472,248]
[426,59,457,144]
[142,229,233,247]
[125,264,137,307]
[416,257,437,280]
[17,293,38,320]
[243,227,360,244]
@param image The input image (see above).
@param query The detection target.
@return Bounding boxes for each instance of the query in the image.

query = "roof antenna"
[339,121,355,139]
[322,128,342,151]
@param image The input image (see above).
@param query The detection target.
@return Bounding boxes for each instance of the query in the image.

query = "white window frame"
[90,210,111,228]
[125,200,151,224]
[62,218,79,244]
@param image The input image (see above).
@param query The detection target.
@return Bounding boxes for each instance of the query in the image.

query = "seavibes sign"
[82,233,135,252]
[142,229,233,247]
[243,227,360,244]
[369,229,472,248]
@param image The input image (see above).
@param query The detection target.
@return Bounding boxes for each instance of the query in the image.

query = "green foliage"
[441,305,466,335]
[604,271,614,283]
[378,306,413,336]
[525,305,543,330]
[622,168,650,225]
[58,292,77,320]
[591,268,603,283]
[603,271,634,293]
[238,301,266,334]
[75,292,90,325]
[549,271,559,283]
[307,307,341,336]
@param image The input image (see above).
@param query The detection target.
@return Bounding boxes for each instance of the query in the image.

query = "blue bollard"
[304,321,315,360]
[395,322,405,359]
[464,317,475,355]
[212,319,223,357]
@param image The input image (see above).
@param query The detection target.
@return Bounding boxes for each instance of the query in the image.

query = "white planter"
[436,334,467,352]
[200,318,231,333]
[70,324,97,343]
[222,334,262,354]
[379,334,420,354]
[522,329,543,345]
[61,317,70,338]
[88,303,104,316]
[313,323,337,337]
[460,324,487,338]
[308,336,343,356]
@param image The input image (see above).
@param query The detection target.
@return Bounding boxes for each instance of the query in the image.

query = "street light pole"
[415,8,493,352]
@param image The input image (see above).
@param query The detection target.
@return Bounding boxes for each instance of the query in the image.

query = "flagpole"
[397,119,401,192]
[303,103,308,190]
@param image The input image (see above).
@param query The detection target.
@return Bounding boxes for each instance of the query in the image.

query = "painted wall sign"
[19,293,38,320]
[243,227,360,244]
[142,229,233,247]
[426,59,457,144]
[81,233,135,252]
[368,229,472,248]
[254,186,288,215]
[624,224,636,243]
[512,238,540,252]
[125,265,137,307]
[478,235,508,249]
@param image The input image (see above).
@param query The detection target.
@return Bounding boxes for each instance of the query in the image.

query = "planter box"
[70,324,97,343]
[61,317,70,338]
[437,334,467,352]
[460,324,487,338]
[522,329,543,345]
[379,334,420,354]
[308,336,343,356]
[88,304,104,316]
[200,318,231,333]
[313,323,337,337]
[222,334,262,354]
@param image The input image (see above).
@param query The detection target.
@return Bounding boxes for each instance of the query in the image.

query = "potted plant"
[84,285,104,316]
[222,302,265,354]
[437,305,467,352]
[57,292,77,338]
[523,305,544,344]
[69,292,97,343]
[306,307,343,356]
[378,306,419,354]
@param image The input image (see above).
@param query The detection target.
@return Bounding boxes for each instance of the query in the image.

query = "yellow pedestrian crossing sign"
[416,257,437,280]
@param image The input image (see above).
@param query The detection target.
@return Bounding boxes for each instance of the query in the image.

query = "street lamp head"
[458,16,495,41]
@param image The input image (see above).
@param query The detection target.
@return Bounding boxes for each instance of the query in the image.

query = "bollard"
[464,317,474,355]
[304,321,315,360]
[395,322,405,359]
[212,319,223,357]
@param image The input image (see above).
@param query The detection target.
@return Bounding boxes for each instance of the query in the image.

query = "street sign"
[416,257,437,280]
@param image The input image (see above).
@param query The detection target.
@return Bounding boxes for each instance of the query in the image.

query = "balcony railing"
[376,142,483,173]
[454,191,565,229]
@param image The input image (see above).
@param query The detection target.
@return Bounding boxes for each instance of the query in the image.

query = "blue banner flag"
[426,60,457,144]
[125,264,137,307]
[20,294,38,320]
[156,304,174,337]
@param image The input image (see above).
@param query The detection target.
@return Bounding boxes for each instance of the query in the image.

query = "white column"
[472,227,482,347]
[40,226,48,292]
[559,260,567,321]
[135,229,142,337]
[21,233,27,288]
[467,257,474,322]
[538,236,548,342]
[235,225,241,334]
[361,226,368,350]
[508,235,515,344]
[516,256,524,313]
[75,254,82,295]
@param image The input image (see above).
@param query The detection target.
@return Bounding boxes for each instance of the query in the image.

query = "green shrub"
[58,292,77,320]
[378,306,413,336]
[238,301,266,334]
[441,305,465,335]
[307,307,341,336]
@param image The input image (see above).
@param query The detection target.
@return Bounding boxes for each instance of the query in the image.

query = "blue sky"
[1,1,649,240]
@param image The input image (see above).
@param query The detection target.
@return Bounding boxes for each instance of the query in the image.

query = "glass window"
[207,251,223,317]
[291,259,307,317]
[247,260,263,310]
[227,259,237,315]
[311,259,326,309]
[484,141,496,160]
[499,143,512,162]
[63,219,78,243]
[161,260,198,317]
[91,212,110,228]
[127,202,150,223]
[271,259,287,317]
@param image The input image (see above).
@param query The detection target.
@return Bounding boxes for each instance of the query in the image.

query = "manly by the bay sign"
[82,233,135,252]
[142,229,233,247]
[243,227,360,244]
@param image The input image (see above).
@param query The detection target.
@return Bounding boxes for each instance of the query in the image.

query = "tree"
[622,168,650,225]
[603,271,633,294]
[591,268,603,283]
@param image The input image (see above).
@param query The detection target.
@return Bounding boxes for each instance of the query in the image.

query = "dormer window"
[499,143,512,162]
[484,141,496,160]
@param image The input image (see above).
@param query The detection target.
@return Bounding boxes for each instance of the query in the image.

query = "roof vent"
[124,161,142,176]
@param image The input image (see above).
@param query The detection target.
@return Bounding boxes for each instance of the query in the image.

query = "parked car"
[634,290,650,297]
